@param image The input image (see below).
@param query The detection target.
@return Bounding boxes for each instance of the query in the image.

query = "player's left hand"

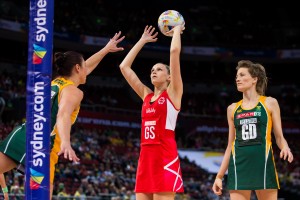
[105,31,125,52]
[280,147,293,163]
[58,142,80,162]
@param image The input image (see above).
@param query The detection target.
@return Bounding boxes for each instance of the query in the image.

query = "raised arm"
[119,26,158,99]
[167,25,184,109]
[85,31,125,75]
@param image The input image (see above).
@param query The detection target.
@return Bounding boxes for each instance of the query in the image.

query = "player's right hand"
[212,178,223,196]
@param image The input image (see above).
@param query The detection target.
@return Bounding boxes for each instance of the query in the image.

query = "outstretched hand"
[105,31,125,52]
[58,142,80,163]
[140,25,158,43]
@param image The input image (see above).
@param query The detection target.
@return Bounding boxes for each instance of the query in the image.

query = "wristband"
[2,187,8,193]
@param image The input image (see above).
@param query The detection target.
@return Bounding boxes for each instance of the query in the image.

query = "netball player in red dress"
[119,24,185,200]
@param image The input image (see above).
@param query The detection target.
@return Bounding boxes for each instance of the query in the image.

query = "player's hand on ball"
[166,25,185,36]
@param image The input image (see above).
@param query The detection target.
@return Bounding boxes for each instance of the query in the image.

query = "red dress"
[135,91,184,193]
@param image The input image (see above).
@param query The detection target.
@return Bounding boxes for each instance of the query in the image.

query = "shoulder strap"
[259,95,267,103]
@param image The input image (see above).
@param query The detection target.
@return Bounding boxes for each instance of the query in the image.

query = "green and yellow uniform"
[0,77,80,184]
[227,96,279,190]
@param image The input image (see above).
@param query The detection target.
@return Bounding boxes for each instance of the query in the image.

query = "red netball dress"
[135,90,184,193]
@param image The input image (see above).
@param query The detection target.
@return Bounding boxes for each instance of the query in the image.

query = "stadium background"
[0,0,299,199]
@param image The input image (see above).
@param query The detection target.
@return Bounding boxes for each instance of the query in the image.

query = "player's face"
[79,60,88,84]
[150,63,170,85]
[235,67,257,92]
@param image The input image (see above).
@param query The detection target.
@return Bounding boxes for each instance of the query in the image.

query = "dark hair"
[236,60,268,95]
[53,51,84,78]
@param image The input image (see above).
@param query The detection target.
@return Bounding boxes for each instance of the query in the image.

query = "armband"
[2,187,8,193]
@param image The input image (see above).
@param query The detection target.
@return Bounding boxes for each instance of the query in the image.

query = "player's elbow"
[119,63,126,71]
[170,46,181,55]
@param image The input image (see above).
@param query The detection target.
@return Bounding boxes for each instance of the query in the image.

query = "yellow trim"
[271,148,280,188]
[231,100,242,156]
[259,96,273,156]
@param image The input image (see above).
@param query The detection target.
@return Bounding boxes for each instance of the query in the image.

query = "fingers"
[65,151,79,162]
[144,25,149,32]
[288,150,294,163]
[108,32,125,52]
[113,31,121,39]
[149,26,156,35]
[280,149,284,159]
[57,150,62,156]
[72,155,80,162]
[144,25,157,35]
[111,32,125,43]
[116,35,125,43]
[212,183,222,196]
[280,148,294,163]
[181,26,186,34]
[64,150,72,161]
[212,178,223,196]
[111,47,124,52]
[57,149,80,162]
[214,189,222,196]
[140,25,158,43]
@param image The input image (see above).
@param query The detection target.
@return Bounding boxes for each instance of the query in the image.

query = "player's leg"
[153,192,175,200]
[136,193,153,200]
[229,190,251,200]
[255,189,277,200]
[0,152,17,173]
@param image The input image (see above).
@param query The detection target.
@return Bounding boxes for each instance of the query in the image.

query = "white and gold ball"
[158,10,185,37]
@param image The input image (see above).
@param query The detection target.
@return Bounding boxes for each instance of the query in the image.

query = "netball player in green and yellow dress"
[212,60,293,200]
[0,31,125,199]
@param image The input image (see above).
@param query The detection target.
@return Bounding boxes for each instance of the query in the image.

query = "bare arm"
[0,173,9,200]
[56,85,83,162]
[0,173,6,189]
[266,97,293,163]
[119,26,158,99]
[212,103,236,195]
[167,25,184,109]
[85,31,125,75]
